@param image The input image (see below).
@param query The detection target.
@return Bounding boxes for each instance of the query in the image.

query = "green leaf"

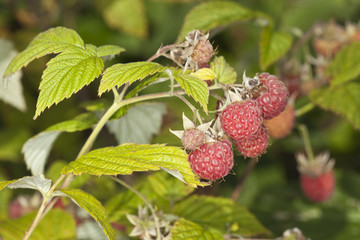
[6,175,52,196]
[103,0,148,38]
[170,218,223,240]
[0,180,17,191]
[178,1,253,41]
[0,209,76,240]
[106,190,141,223]
[45,112,98,132]
[35,47,103,118]
[173,73,209,112]
[173,195,270,237]
[4,27,84,77]
[259,27,293,70]
[97,45,125,57]
[309,82,360,129]
[0,39,26,111]
[107,102,167,144]
[327,42,360,86]
[56,189,115,240]
[62,143,204,187]
[22,131,62,175]
[99,62,165,95]
[210,56,237,84]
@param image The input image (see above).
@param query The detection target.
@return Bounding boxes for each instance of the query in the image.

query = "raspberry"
[255,73,289,120]
[300,171,335,202]
[233,126,269,158]
[297,151,335,202]
[264,103,295,139]
[181,128,206,151]
[220,100,263,140]
[188,140,234,180]
[192,39,214,64]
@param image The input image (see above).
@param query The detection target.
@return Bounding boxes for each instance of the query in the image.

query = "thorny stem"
[111,177,163,240]
[146,44,178,62]
[298,124,315,162]
[174,93,204,125]
[231,158,257,201]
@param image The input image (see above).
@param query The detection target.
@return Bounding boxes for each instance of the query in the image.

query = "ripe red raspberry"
[188,140,234,180]
[181,128,206,151]
[264,103,295,139]
[255,73,289,120]
[220,100,263,140]
[233,126,269,158]
[192,39,214,64]
[300,171,335,202]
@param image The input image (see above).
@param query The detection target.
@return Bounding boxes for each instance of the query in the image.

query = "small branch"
[295,102,315,117]
[231,158,257,201]
[111,177,163,240]
[146,44,178,62]
[23,198,48,240]
[298,124,315,162]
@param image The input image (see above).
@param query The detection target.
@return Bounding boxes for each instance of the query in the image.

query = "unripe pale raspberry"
[188,140,234,180]
[192,39,214,64]
[264,103,295,139]
[181,128,206,151]
[256,73,289,120]
[233,126,269,158]
[300,171,335,202]
[220,100,263,140]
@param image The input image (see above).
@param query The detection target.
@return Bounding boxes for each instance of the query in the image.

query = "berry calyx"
[255,73,289,120]
[233,126,269,158]
[220,100,263,140]
[188,139,234,180]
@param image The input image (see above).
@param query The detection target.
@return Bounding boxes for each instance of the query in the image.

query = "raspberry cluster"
[220,72,289,158]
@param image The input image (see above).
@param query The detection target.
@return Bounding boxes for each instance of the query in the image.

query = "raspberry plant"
[1,1,360,240]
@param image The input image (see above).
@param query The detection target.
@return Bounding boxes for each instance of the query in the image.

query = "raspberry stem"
[295,102,315,117]
[298,124,315,162]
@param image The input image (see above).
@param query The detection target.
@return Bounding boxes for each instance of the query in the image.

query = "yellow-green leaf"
[62,143,204,187]
[99,62,165,95]
[173,73,209,112]
[45,112,98,132]
[259,27,293,70]
[178,1,253,41]
[97,45,126,57]
[4,27,84,77]
[0,209,76,240]
[103,0,148,38]
[0,180,17,191]
[170,218,223,240]
[327,42,360,86]
[210,56,237,84]
[309,82,360,130]
[56,189,115,240]
[35,48,103,118]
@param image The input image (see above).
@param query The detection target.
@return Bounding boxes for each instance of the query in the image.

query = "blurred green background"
[1,0,360,239]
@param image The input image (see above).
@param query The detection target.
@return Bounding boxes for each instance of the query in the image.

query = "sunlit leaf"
[62,143,204,187]
[173,73,209,112]
[190,68,216,82]
[170,218,223,240]
[97,45,125,57]
[173,195,270,237]
[45,112,97,132]
[6,175,52,196]
[103,0,148,38]
[178,1,253,41]
[327,42,360,86]
[55,189,115,240]
[0,180,17,191]
[107,102,167,144]
[35,47,103,118]
[0,209,76,240]
[309,82,360,129]
[4,27,84,77]
[0,39,26,111]
[22,131,61,175]
[210,56,237,84]
[259,27,292,70]
[99,62,165,95]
